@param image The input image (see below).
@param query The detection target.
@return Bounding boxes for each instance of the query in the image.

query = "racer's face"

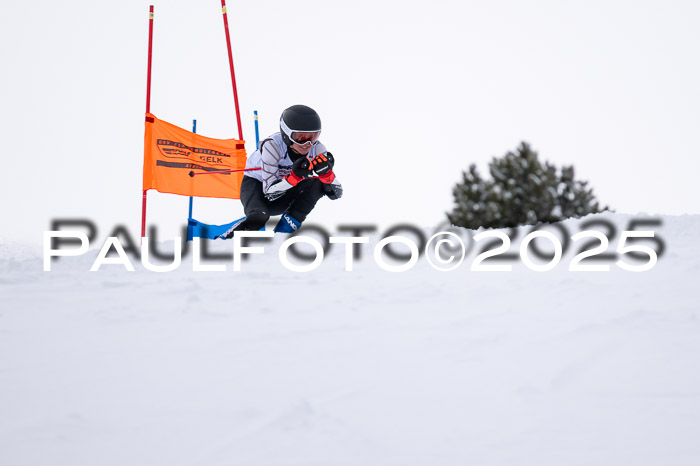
[290,141,313,155]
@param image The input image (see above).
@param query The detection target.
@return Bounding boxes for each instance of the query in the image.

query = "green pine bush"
[447,142,607,229]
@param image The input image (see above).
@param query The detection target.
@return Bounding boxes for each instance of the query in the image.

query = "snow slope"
[1,212,700,466]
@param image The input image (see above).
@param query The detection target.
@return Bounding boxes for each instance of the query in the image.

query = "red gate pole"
[221,0,244,141]
[141,5,154,242]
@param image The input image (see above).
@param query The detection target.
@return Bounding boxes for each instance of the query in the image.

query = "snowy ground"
[1,212,700,466]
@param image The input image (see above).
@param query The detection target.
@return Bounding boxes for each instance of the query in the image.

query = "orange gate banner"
[143,113,247,199]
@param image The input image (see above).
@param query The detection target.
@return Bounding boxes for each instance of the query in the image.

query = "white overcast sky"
[1,0,698,243]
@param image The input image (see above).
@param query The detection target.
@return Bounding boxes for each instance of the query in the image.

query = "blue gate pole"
[254,110,260,148]
[189,119,196,219]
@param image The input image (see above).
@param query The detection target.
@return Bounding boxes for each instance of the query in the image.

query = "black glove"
[323,183,343,200]
[286,157,312,186]
[310,152,335,176]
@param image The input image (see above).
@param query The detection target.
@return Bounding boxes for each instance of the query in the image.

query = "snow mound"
[1,213,699,466]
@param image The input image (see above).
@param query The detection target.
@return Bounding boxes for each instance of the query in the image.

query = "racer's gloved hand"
[311,152,336,184]
[324,183,343,200]
[286,157,312,186]
[310,152,334,175]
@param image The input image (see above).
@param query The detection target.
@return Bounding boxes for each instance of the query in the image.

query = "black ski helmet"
[279,105,322,147]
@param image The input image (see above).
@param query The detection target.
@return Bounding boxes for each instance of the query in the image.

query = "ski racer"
[219,105,342,237]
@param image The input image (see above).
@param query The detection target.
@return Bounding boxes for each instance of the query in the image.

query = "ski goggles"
[290,131,320,146]
[280,117,321,147]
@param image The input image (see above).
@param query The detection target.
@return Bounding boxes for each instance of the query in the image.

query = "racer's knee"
[241,210,270,230]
